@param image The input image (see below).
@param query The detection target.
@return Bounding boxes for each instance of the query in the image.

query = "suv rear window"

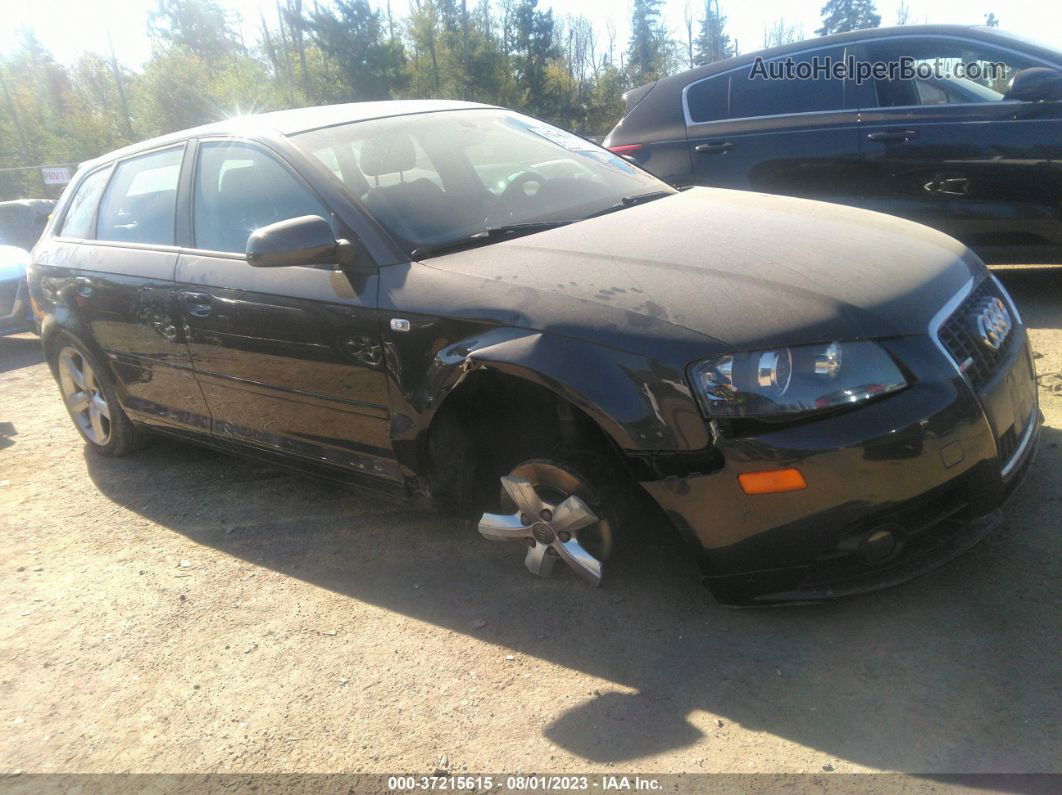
[96,147,183,246]
[686,76,729,123]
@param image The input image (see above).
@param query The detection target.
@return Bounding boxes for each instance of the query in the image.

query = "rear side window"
[729,47,851,119]
[59,168,111,239]
[193,142,328,254]
[686,76,729,123]
[96,148,183,245]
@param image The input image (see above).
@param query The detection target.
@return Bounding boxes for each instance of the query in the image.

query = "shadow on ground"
[80,416,1062,773]
[0,333,44,374]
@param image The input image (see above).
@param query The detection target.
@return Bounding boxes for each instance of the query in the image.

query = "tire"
[49,333,144,457]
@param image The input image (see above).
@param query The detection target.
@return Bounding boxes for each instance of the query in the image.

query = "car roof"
[80,99,497,170]
[643,24,1061,94]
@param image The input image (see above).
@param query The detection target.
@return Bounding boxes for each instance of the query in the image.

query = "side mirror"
[246,215,360,269]
[1005,67,1062,102]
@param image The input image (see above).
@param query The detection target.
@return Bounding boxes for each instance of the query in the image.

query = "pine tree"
[816,0,881,37]
[307,0,408,101]
[627,0,671,84]
[695,0,733,65]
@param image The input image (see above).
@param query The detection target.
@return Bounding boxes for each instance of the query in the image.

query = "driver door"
[175,139,399,481]
[854,36,1062,263]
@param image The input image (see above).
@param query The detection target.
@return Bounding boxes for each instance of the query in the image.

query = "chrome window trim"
[52,239,182,255]
[928,275,977,378]
[682,33,1060,128]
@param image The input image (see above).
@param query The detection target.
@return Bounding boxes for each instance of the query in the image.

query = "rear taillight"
[607,144,645,156]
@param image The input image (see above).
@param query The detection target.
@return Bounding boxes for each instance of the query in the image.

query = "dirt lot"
[1,267,1060,776]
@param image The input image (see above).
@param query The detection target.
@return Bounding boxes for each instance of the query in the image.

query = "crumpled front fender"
[386,325,712,477]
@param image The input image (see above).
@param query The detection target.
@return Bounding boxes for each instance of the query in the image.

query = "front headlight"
[689,340,908,418]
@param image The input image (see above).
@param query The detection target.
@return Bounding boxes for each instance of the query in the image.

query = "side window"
[194,142,328,254]
[864,39,1035,107]
[686,75,730,123]
[730,47,851,119]
[58,167,111,239]
[96,148,182,245]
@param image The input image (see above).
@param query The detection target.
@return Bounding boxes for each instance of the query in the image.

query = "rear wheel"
[52,338,142,457]
[478,458,614,586]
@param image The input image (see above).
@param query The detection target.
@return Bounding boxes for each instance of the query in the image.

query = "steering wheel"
[499,169,547,211]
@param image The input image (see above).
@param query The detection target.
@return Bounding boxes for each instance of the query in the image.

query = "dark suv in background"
[604,25,1062,265]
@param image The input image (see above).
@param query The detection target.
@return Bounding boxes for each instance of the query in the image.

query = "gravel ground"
[1,267,1060,776]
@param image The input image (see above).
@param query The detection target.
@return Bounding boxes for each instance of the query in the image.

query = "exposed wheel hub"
[478,471,607,586]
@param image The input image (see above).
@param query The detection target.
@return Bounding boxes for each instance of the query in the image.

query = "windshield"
[293,109,673,256]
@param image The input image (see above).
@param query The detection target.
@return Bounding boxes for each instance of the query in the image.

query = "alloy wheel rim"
[57,347,111,446]
[478,474,607,586]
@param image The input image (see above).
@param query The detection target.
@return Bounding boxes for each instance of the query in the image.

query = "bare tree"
[683,1,694,69]
[763,18,803,49]
[606,18,617,67]
[896,1,913,25]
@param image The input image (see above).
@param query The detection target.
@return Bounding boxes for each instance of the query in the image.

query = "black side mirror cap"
[1006,67,1062,102]
[246,215,361,269]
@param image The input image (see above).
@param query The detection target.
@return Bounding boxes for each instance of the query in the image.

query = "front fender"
[387,325,711,475]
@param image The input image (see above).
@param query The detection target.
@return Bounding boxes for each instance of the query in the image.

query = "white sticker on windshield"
[528,125,597,153]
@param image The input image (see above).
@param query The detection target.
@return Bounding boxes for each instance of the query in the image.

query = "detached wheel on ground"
[51,337,142,457]
[478,459,614,586]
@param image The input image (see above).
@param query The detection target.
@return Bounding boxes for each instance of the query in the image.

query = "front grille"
[937,279,1014,390]
[997,424,1018,464]
[0,279,19,317]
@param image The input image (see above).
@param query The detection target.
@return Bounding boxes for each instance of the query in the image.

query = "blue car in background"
[0,199,55,335]
[0,245,34,335]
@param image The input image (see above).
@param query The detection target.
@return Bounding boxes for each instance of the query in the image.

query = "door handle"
[74,276,94,298]
[866,130,918,143]
[924,176,970,197]
[694,141,735,153]
[181,291,212,318]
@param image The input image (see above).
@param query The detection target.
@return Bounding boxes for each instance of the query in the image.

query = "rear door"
[854,35,1062,263]
[685,44,863,202]
[53,144,211,433]
[175,138,397,480]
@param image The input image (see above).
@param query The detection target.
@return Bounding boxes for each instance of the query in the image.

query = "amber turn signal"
[738,468,807,495]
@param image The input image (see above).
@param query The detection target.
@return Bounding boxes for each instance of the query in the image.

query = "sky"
[2,0,1060,69]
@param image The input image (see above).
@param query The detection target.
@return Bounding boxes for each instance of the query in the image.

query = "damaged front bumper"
[639,333,1040,606]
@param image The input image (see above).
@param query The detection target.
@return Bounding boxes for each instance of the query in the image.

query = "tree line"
[1,0,894,200]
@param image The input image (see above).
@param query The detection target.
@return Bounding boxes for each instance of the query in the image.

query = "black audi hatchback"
[603,25,1062,265]
[29,100,1039,604]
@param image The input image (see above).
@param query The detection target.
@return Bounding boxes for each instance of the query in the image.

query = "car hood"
[423,187,979,352]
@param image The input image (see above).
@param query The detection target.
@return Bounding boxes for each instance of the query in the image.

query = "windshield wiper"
[586,190,674,219]
[411,221,573,259]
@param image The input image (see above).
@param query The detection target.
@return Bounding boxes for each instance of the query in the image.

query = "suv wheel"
[52,338,142,457]
[478,459,614,586]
